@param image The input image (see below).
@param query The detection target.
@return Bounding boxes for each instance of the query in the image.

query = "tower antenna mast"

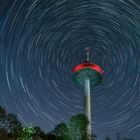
[85,48,90,62]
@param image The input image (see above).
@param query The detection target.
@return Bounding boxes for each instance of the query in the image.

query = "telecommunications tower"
[73,48,103,140]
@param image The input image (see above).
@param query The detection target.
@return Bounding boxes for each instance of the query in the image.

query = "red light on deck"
[73,63,102,74]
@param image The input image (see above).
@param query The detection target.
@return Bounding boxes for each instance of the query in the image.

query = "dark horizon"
[0,0,140,140]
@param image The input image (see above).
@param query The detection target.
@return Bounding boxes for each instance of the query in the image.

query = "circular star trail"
[0,0,140,139]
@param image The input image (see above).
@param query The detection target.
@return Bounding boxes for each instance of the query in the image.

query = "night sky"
[0,0,140,140]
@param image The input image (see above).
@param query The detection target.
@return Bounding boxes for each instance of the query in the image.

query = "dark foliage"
[53,122,71,140]
[0,105,135,140]
[0,106,22,140]
[105,136,112,140]
[46,132,57,140]
[33,126,46,139]
[0,0,6,15]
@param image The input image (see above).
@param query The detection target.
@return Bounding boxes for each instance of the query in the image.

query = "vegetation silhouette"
[0,105,135,140]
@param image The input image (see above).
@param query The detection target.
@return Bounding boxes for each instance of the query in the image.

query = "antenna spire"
[85,48,90,62]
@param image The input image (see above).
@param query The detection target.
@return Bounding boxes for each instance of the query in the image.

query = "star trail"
[0,0,140,139]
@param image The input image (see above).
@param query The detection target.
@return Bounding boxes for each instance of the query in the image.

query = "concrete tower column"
[84,78,92,140]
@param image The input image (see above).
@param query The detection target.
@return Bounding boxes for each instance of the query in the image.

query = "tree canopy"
[0,105,135,140]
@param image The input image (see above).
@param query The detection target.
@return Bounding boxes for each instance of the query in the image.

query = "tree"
[46,132,57,140]
[0,106,6,118]
[0,128,8,140]
[0,106,22,139]
[33,126,46,140]
[69,113,89,140]
[105,136,112,140]
[54,122,71,140]
[6,113,22,137]
[0,0,5,15]
[17,124,35,140]
[0,106,6,129]
[52,113,89,140]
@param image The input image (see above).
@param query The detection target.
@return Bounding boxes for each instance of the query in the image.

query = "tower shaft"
[84,79,92,140]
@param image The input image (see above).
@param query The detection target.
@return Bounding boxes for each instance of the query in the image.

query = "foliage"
[69,113,89,140]
[46,132,57,140]
[6,113,22,135]
[17,124,35,140]
[0,106,6,129]
[0,128,8,140]
[105,136,112,140]
[0,106,22,139]
[0,0,5,14]
[0,106,6,118]
[0,105,136,140]
[54,122,71,140]
[33,126,46,139]
[53,113,89,140]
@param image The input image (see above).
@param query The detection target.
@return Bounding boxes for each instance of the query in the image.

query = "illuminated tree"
[53,113,89,140]
[17,124,35,140]
[69,113,89,140]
